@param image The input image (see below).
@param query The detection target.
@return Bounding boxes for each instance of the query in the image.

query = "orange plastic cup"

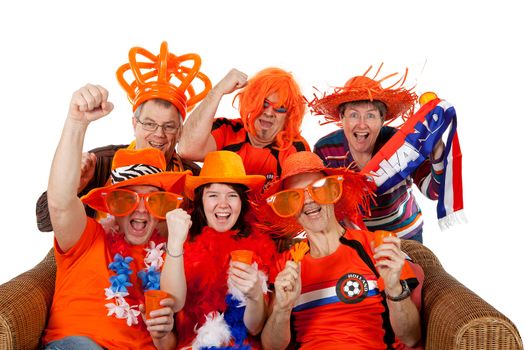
[374,230,397,248]
[144,290,170,319]
[230,249,254,264]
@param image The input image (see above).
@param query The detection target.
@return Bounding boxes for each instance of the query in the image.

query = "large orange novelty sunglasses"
[266,175,344,218]
[101,188,184,219]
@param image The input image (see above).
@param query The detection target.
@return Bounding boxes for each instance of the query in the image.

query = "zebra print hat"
[81,148,190,214]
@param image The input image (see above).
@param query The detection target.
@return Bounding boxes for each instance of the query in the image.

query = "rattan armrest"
[0,248,56,350]
[401,240,523,350]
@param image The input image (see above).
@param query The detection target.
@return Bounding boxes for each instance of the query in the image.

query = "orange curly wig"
[236,67,305,150]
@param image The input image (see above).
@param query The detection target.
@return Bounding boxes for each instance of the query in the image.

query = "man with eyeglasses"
[36,42,210,232]
[259,151,423,349]
[178,67,310,185]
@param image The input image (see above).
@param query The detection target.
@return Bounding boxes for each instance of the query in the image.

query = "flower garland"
[102,217,167,326]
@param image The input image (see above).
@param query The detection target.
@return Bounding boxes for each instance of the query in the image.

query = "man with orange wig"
[36,42,210,232]
[178,67,310,184]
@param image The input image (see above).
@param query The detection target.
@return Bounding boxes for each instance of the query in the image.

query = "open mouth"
[148,141,167,149]
[215,212,231,221]
[353,132,369,142]
[258,119,274,129]
[130,219,147,231]
[303,206,322,216]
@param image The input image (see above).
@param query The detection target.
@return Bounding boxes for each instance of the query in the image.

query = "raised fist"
[69,84,114,122]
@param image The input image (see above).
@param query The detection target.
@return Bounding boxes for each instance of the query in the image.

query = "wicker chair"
[0,241,523,350]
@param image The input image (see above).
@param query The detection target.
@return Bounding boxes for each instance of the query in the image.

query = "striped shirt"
[313,127,443,240]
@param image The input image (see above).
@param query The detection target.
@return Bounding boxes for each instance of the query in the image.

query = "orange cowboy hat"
[308,64,417,123]
[116,41,212,119]
[184,151,266,200]
[81,148,190,213]
[257,151,376,238]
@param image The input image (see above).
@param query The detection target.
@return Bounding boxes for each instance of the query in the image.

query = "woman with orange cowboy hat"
[160,151,278,349]
[259,151,423,349]
[43,84,192,349]
[310,65,445,242]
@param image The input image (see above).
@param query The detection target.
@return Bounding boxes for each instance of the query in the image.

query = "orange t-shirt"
[290,229,418,350]
[212,117,310,183]
[42,218,157,349]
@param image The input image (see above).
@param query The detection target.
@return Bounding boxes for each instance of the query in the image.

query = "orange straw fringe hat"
[308,64,417,124]
[116,41,211,119]
[81,148,190,214]
[184,151,266,200]
[256,151,376,238]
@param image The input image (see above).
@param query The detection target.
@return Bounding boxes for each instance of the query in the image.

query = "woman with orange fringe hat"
[310,64,446,243]
[160,151,278,349]
[258,151,423,350]
[178,67,310,184]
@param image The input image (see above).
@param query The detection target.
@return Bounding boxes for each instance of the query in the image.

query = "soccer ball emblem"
[336,273,369,304]
[343,280,361,297]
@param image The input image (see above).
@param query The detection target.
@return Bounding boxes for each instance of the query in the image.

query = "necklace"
[348,148,371,170]
[103,226,166,326]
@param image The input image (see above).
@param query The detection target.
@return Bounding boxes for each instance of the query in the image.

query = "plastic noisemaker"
[290,241,310,263]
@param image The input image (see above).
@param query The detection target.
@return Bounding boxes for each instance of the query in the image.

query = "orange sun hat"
[184,151,266,200]
[257,151,376,238]
[116,41,211,119]
[81,148,190,213]
[308,64,417,124]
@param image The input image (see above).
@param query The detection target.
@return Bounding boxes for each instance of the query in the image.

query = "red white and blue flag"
[362,98,466,230]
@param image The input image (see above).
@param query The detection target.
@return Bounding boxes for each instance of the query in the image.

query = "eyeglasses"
[101,188,184,219]
[135,118,180,134]
[263,99,288,113]
[266,175,344,218]
[341,111,382,124]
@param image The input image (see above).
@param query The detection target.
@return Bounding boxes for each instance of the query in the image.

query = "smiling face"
[283,172,338,234]
[114,185,161,245]
[340,101,384,156]
[132,99,182,161]
[250,92,287,147]
[202,183,243,232]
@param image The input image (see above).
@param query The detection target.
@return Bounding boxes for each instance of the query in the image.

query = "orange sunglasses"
[101,188,184,219]
[266,175,344,218]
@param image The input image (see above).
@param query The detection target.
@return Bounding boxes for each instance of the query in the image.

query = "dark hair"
[189,182,251,239]
[338,100,387,121]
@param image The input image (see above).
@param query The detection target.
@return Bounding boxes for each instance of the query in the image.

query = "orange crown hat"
[81,148,190,214]
[116,41,212,119]
[308,64,417,124]
[184,151,266,200]
[236,67,306,150]
[256,151,376,238]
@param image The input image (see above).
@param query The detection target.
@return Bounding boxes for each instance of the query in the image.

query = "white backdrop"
[1,0,524,340]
